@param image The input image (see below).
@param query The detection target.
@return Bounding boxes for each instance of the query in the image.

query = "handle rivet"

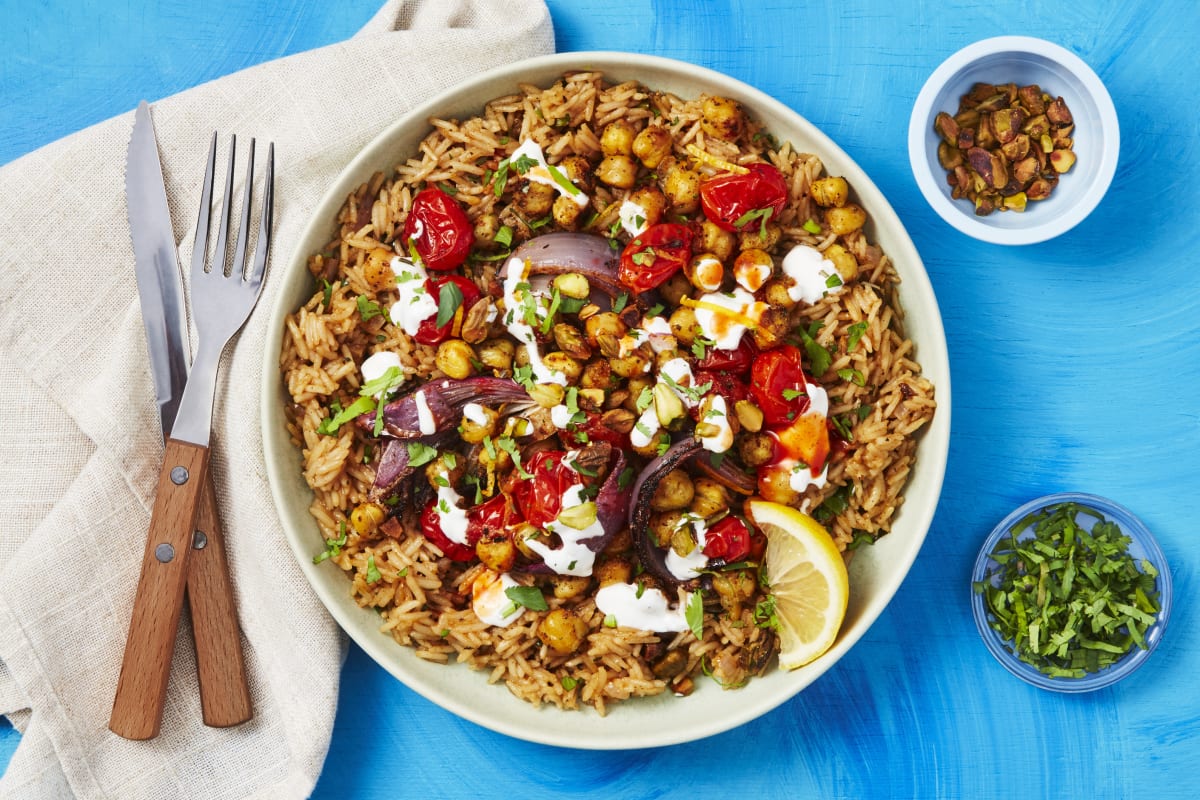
[155,543,175,563]
[170,466,190,485]
[192,530,208,550]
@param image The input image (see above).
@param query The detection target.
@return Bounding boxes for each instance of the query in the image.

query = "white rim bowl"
[908,36,1119,245]
[263,51,952,749]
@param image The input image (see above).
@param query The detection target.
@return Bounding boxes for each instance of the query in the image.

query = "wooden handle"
[187,470,253,727]
[110,438,209,740]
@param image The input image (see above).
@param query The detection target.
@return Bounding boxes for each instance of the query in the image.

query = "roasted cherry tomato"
[419,496,477,561]
[403,187,475,271]
[465,493,515,544]
[695,337,757,375]
[412,274,481,346]
[617,223,693,292]
[750,344,811,426]
[511,451,581,528]
[699,163,789,232]
[703,516,754,563]
[574,411,631,447]
[690,369,749,423]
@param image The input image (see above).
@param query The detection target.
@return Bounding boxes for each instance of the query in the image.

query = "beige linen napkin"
[0,1,554,797]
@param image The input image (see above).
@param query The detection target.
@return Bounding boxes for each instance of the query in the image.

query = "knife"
[122,100,251,731]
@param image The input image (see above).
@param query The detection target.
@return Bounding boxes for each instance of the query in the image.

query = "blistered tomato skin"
[703,516,755,562]
[412,274,481,346]
[404,187,475,271]
[750,345,811,426]
[699,163,789,232]
[419,498,477,561]
[617,223,693,292]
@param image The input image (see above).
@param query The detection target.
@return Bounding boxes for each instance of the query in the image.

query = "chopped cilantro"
[434,281,464,328]
[365,554,381,584]
[405,442,439,468]
[505,585,548,611]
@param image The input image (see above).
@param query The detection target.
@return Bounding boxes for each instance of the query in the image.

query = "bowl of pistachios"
[908,36,1119,245]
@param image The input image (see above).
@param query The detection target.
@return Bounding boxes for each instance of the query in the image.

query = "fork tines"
[192,133,275,285]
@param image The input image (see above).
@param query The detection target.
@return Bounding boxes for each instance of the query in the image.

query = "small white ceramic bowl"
[908,36,1119,245]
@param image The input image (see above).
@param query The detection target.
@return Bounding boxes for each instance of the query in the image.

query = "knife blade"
[120,101,251,734]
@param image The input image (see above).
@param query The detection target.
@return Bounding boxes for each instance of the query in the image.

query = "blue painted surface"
[3,0,1199,797]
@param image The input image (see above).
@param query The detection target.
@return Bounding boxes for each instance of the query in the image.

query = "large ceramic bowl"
[262,52,952,749]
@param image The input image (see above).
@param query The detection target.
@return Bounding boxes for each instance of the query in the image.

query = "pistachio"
[734,399,764,433]
[553,323,593,360]
[552,272,591,300]
[527,382,565,408]
[653,381,685,426]
[556,501,598,531]
[934,82,1077,215]
[1049,149,1076,174]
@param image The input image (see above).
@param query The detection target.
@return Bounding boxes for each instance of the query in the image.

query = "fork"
[110,134,274,740]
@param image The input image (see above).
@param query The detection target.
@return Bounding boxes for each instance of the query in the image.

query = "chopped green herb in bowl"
[971,493,1172,692]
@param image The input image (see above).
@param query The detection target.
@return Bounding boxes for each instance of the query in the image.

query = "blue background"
[4,1,1198,797]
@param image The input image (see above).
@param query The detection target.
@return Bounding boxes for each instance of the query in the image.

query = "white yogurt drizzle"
[502,255,568,386]
[785,381,832,493]
[526,480,603,577]
[781,244,845,305]
[462,402,489,426]
[510,139,589,209]
[618,199,649,236]
[594,583,694,633]
[664,513,710,581]
[691,288,767,351]
[387,256,439,335]
[471,571,524,627]
[413,389,436,435]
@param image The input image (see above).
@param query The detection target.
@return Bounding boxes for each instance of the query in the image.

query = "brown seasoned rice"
[280,71,935,712]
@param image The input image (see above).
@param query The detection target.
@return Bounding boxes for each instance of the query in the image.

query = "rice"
[280,71,935,712]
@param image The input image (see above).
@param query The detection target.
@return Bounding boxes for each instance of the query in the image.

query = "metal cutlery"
[111,114,273,740]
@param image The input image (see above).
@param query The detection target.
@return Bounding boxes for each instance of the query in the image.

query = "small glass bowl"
[971,492,1172,692]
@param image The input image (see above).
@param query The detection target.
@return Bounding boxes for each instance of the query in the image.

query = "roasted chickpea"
[650,469,695,512]
[435,339,476,380]
[753,305,791,349]
[738,222,781,251]
[622,375,654,413]
[511,523,541,560]
[696,219,736,262]
[689,478,729,519]
[632,429,671,459]
[661,160,702,214]
[627,186,668,228]
[552,195,586,230]
[476,532,516,573]
[733,249,774,292]
[686,253,724,293]
[542,351,583,383]
[526,382,565,409]
[476,337,514,372]
[758,465,801,506]
[459,404,500,443]
[349,502,386,536]
[609,350,652,379]
[514,182,556,218]
[362,247,398,292]
[600,119,638,156]
[824,203,867,235]
[711,569,757,616]
[580,358,616,390]
[537,608,589,655]
[657,271,692,308]
[822,243,859,282]
[472,212,501,249]
[668,306,699,345]
[584,311,628,346]
[550,574,592,600]
[648,511,686,548]
[632,125,673,169]
[594,556,634,588]
[596,155,638,189]
[738,431,776,468]
[700,96,745,141]
[761,277,797,310]
[557,155,595,194]
[809,176,850,207]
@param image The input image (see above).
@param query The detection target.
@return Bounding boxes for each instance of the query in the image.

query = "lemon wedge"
[746,499,849,669]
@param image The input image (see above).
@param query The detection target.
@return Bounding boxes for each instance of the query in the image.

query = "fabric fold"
[0,1,555,798]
